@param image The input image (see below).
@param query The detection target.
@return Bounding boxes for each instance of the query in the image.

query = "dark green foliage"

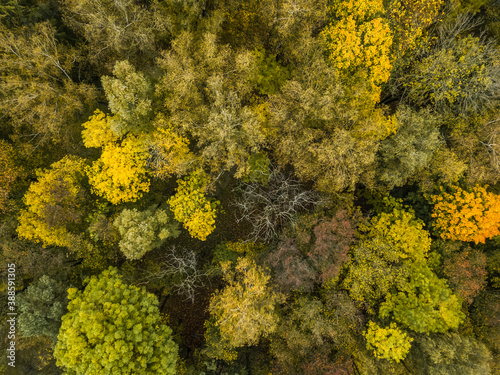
[407,333,492,374]
[249,47,289,96]
[18,275,68,339]
[242,152,271,185]
[378,106,442,188]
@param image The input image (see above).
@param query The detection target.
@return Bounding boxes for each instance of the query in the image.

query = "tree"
[17,155,89,248]
[60,0,166,65]
[81,109,119,148]
[18,275,68,340]
[471,292,500,373]
[407,332,492,374]
[389,0,444,54]
[208,257,284,349]
[101,60,153,136]
[271,289,364,374]
[268,67,383,193]
[344,207,431,305]
[139,245,211,302]
[113,206,180,260]
[378,106,443,188]
[267,238,316,293]
[402,33,500,116]
[86,133,150,205]
[156,32,268,178]
[167,170,219,241]
[0,22,97,147]
[0,140,20,212]
[364,321,413,363]
[440,243,487,304]
[379,261,464,334]
[234,169,319,242]
[430,185,500,244]
[54,267,178,375]
[146,116,195,179]
[308,209,355,283]
[321,0,393,104]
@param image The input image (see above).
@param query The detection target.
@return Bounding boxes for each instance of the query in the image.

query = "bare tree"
[234,169,320,242]
[138,246,210,303]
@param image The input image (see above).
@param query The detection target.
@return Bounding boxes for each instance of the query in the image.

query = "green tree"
[345,205,464,334]
[267,34,390,193]
[471,292,500,372]
[271,289,363,373]
[407,332,492,374]
[379,262,464,333]
[156,32,268,178]
[54,267,178,375]
[0,22,97,147]
[18,275,68,340]
[344,206,431,305]
[113,206,180,260]
[101,60,153,136]
[378,106,443,188]
[208,257,284,350]
[60,0,167,65]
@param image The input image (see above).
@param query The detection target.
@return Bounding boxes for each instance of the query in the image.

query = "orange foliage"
[431,185,500,244]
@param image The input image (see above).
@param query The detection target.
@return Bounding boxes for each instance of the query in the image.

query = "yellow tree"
[431,185,500,244]
[17,156,88,247]
[321,0,393,104]
[147,116,195,179]
[389,0,444,54]
[208,257,284,350]
[82,110,150,205]
[364,321,413,363]
[167,170,219,241]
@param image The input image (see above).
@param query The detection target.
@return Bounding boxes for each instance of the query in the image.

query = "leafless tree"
[234,169,320,243]
[138,246,211,303]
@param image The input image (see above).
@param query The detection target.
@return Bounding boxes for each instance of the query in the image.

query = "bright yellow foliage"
[322,0,393,103]
[431,185,500,244]
[364,321,413,363]
[167,170,219,241]
[81,109,119,148]
[86,134,150,204]
[17,156,87,247]
[361,206,431,262]
[148,118,194,179]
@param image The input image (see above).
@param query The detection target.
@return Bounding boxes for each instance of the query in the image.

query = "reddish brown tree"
[442,245,487,304]
[267,238,316,293]
[309,209,356,283]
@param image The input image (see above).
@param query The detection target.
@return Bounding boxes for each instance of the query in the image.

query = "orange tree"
[430,185,500,244]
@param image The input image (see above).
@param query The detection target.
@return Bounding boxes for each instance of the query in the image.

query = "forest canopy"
[1,0,500,374]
